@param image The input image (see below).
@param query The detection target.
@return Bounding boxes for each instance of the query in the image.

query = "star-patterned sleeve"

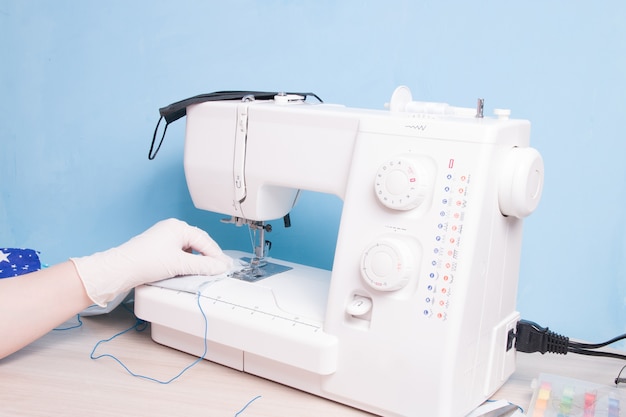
[0,248,42,278]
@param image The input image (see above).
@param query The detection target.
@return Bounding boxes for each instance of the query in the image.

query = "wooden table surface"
[1,306,623,416]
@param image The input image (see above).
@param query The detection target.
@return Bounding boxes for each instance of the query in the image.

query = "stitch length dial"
[360,237,419,291]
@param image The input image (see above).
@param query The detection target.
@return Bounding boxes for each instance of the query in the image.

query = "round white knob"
[498,147,544,218]
[388,85,413,112]
[346,296,373,316]
[375,156,430,210]
[273,93,304,104]
[360,237,419,291]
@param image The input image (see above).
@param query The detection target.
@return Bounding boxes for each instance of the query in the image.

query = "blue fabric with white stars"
[0,248,42,278]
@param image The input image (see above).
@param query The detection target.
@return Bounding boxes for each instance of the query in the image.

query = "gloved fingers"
[156,218,234,273]
[177,251,232,276]
[181,222,226,258]
[140,218,226,257]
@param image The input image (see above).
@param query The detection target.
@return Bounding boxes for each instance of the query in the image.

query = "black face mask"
[148,90,322,160]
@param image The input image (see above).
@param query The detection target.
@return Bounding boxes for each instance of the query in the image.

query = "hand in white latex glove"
[71,218,233,307]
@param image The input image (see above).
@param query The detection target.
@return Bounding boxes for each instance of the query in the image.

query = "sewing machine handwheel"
[360,236,419,291]
[498,147,544,218]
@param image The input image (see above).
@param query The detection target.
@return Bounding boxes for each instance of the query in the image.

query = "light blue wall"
[1,1,625,346]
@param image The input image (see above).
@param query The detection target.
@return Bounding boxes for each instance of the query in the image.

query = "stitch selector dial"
[375,156,430,210]
[360,237,419,291]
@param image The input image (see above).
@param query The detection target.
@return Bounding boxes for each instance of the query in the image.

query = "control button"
[374,156,432,211]
[360,236,420,291]
[346,296,373,317]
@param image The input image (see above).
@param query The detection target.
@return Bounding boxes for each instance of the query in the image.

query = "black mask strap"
[148,91,322,160]
[149,115,168,160]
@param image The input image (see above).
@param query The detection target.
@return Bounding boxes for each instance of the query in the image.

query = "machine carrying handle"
[148,90,323,160]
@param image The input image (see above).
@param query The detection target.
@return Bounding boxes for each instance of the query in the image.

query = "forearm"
[0,261,92,359]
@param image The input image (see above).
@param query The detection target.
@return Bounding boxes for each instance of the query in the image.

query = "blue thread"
[235,395,262,416]
[91,285,264,417]
[90,291,208,384]
[54,314,83,331]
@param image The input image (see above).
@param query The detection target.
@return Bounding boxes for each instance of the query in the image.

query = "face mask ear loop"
[147,91,323,160]
[149,115,169,160]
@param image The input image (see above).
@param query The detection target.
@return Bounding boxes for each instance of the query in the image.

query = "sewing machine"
[134,86,544,417]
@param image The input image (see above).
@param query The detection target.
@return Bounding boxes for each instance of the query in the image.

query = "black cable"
[514,319,626,361]
[568,333,626,350]
[568,346,626,361]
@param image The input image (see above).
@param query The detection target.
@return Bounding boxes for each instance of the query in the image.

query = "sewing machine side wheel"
[374,156,431,211]
[497,147,544,218]
[360,236,419,291]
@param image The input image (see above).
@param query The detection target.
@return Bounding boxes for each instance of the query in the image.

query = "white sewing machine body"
[135,87,543,417]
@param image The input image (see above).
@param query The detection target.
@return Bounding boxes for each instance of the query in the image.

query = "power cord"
[513,318,626,388]
[514,319,626,361]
